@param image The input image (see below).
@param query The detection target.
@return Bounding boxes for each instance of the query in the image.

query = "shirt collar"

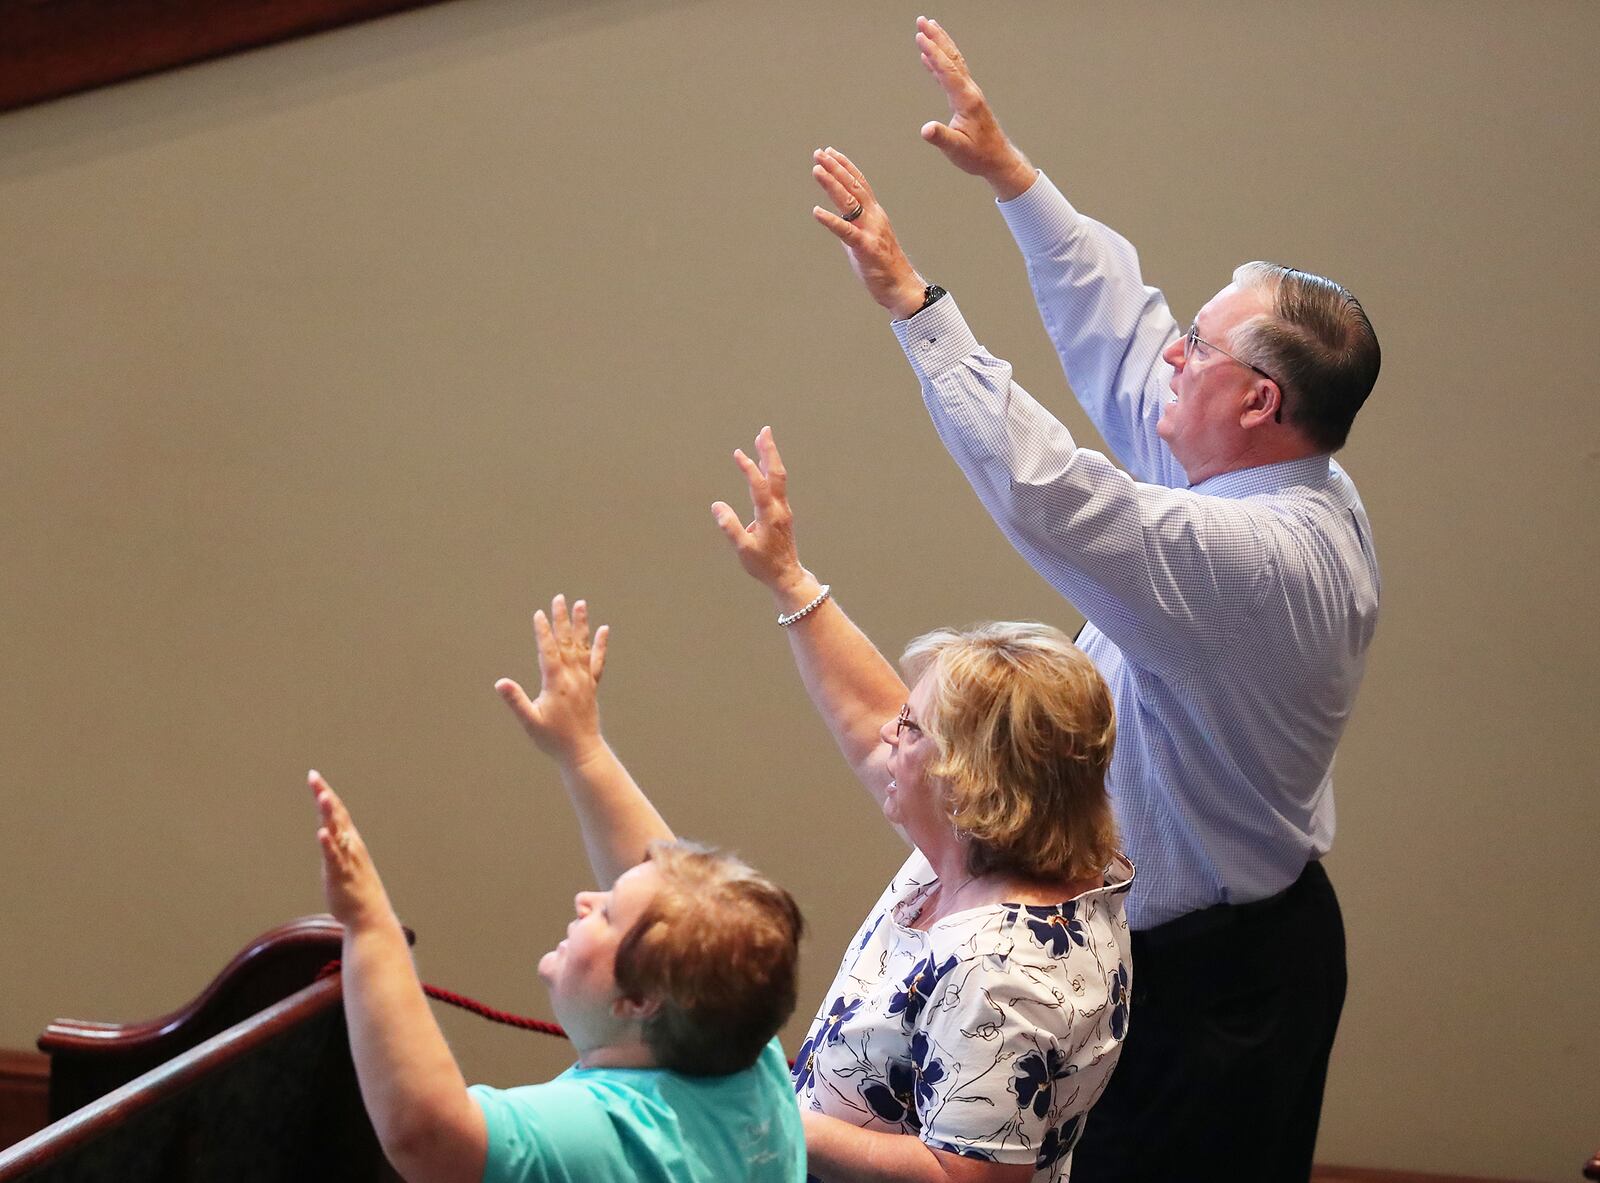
[1191,454,1332,499]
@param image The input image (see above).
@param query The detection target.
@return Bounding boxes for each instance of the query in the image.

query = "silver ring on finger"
[842,203,864,223]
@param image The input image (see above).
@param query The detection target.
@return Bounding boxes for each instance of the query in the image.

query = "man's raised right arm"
[916,17,1185,488]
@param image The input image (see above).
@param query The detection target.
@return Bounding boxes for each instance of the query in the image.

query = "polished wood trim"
[1313,1166,1543,1183]
[0,974,342,1177]
[37,915,344,1058]
[39,914,352,1119]
[36,914,414,1122]
[0,0,458,114]
[0,915,408,1180]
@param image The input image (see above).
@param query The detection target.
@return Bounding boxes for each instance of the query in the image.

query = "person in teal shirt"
[469,1039,800,1183]
[307,592,807,1183]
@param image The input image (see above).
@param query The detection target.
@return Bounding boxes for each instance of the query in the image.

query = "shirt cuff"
[891,294,979,381]
[996,170,1084,258]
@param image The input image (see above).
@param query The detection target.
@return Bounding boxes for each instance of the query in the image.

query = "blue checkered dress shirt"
[891,174,1380,929]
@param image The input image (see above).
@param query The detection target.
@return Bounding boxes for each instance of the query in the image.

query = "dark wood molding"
[37,914,345,1055]
[1313,1166,1545,1183]
[37,914,352,1118]
[0,975,345,1177]
[0,915,407,1181]
[0,0,459,114]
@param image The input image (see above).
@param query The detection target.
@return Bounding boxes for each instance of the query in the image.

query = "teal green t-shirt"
[467,1038,804,1183]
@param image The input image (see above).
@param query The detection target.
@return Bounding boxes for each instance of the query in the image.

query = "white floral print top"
[794,849,1134,1181]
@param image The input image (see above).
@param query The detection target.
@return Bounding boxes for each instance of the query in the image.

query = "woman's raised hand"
[310,770,394,932]
[711,426,812,602]
[496,594,610,764]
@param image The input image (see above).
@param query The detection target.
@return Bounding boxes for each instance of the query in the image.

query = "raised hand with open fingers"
[495,594,610,764]
[915,16,1035,200]
[810,147,928,319]
[310,770,395,932]
[710,426,814,601]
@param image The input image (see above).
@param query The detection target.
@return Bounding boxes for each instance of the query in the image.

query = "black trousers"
[1070,861,1347,1183]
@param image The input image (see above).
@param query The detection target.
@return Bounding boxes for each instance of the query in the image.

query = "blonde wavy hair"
[901,622,1119,882]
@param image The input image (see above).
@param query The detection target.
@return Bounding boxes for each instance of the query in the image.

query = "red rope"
[317,960,797,1070]
[421,983,567,1037]
[317,960,568,1040]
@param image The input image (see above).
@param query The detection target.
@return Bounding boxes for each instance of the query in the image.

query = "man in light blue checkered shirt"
[807,18,1382,1183]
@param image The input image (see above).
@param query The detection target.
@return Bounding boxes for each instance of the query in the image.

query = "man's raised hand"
[811,147,927,319]
[916,16,1035,201]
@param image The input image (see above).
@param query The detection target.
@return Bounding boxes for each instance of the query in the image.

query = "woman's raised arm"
[712,427,907,808]
[311,772,487,1183]
[496,594,674,888]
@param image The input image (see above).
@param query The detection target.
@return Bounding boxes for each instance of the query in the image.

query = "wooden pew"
[0,916,400,1182]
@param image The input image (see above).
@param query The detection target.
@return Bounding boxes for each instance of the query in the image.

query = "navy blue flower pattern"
[1108,961,1130,1041]
[856,913,884,951]
[1025,902,1087,957]
[860,1057,920,1131]
[1035,1114,1082,1171]
[1012,1047,1074,1119]
[795,850,1135,1182]
[886,952,958,1028]
[791,1031,818,1093]
[909,1030,947,1111]
[817,995,862,1045]
[791,995,861,1093]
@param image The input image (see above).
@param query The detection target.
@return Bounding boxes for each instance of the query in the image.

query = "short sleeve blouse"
[794,850,1133,1181]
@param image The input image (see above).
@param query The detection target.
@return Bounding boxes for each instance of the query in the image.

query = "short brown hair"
[613,841,804,1076]
[1230,261,1381,453]
[901,622,1119,883]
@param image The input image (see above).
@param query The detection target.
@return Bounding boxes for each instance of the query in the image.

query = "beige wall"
[2,1,1595,1178]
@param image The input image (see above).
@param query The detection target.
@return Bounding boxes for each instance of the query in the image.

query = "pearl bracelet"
[777,584,832,628]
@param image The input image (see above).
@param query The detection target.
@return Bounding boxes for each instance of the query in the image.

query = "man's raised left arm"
[812,149,1268,672]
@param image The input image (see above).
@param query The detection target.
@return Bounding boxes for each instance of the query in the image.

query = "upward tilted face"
[879,671,948,841]
[538,861,662,1050]
[1157,282,1276,483]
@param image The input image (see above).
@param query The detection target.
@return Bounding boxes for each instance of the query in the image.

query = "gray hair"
[1229,262,1381,452]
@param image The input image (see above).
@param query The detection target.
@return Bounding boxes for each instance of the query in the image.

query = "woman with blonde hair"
[713,428,1134,1183]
